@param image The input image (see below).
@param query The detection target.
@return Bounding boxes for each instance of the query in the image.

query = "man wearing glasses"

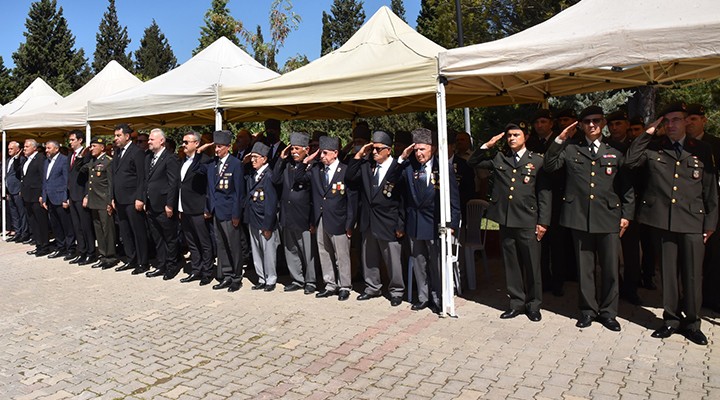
[545,106,634,332]
[347,131,405,307]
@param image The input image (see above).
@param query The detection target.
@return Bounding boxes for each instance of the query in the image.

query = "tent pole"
[2,130,6,241]
[463,108,471,139]
[436,79,457,318]
[215,109,223,131]
[85,124,91,144]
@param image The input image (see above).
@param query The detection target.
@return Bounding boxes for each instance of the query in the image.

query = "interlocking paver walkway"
[1,241,718,399]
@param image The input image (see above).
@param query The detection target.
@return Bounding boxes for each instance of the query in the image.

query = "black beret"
[556,108,577,119]
[372,130,393,147]
[250,141,270,157]
[579,106,604,121]
[660,101,687,116]
[90,137,106,145]
[319,136,339,151]
[629,116,645,126]
[505,119,529,136]
[686,103,706,116]
[352,123,371,141]
[532,109,553,122]
[289,132,310,147]
[606,110,629,123]
[411,128,433,145]
[264,118,281,131]
[213,130,232,146]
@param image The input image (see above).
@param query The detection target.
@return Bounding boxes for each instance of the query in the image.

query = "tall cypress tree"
[320,0,365,56]
[391,0,406,22]
[0,56,14,104]
[12,0,90,95]
[194,0,243,55]
[93,0,132,73]
[134,20,177,80]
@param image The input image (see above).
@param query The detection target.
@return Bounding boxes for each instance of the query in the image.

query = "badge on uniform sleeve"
[693,170,701,179]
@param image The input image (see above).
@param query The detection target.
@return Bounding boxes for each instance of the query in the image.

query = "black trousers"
[620,221,641,295]
[500,226,542,312]
[180,213,213,278]
[69,200,95,256]
[116,203,148,265]
[571,229,620,319]
[47,201,75,252]
[147,209,179,271]
[8,193,28,237]
[25,200,49,251]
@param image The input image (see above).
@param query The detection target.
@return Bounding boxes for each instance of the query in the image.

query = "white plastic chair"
[463,199,490,290]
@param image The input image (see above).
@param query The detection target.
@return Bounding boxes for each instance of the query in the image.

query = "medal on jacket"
[253,190,259,202]
[693,170,701,179]
[333,182,345,195]
[606,167,613,175]
[383,182,394,197]
[523,175,530,184]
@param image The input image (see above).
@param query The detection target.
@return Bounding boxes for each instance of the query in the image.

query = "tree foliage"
[134,20,177,81]
[242,0,301,72]
[0,56,14,104]
[194,0,243,55]
[281,54,309,73]
[12,0,90,96]
[320,0,366,56]
[93,0,132,73]
[391,0,406,22]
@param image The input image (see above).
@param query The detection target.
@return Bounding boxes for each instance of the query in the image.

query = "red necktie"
[71,152,76,167]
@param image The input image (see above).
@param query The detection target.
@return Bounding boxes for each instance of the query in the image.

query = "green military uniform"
[84,152,116,264]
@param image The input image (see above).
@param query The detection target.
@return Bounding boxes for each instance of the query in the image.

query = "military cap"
[629,116,645,126]
[411,128,433,145]
[556,108,577,119]
[213,130,233,146]
[686,103,706,116]
[352,122,371,141]
[319,136,340,151]
[394,130,412,146]
[264,118,281,131]
[250,141,270,157]
[505,119,529,136]
[531,109,553,122]
[606,110,629,123]
[660,101,687,116]
[289,131,310,147]
[372,130,393,147]
[90,137,106,145]
[311,131,326,142]
[579,105,605,121]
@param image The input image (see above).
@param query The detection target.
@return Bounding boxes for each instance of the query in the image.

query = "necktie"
[590,143,597,157]
[71,152,76,168]
[323,166,330,188]
[373,165,381,189]
[674,141,682,158]
[417,164,428,189]
[513,153,520,167]
[150,155,158,168]
[117,147,124,159]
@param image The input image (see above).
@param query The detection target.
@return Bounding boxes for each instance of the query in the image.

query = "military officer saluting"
[469,120,551,321]
[82,137,117,269]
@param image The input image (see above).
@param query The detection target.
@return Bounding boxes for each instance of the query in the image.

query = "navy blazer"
[401,157,461,241]
[5,155,25,195]
[298,160,358,235]
[42,153,69,205]
[207,155,244,221]
[244,166,278,231]
[272,157,312,230]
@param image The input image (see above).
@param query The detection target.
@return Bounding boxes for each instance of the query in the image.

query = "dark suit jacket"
[625,133,718,233]
[451,155,475,218]
[299,160,358,235]
[473,149,551,229]
[207,155,244,221]
[5,155,25,195]
[545,136,634,233]
[112,143,146,205]
[21,152,45,203]
[267,141,286,170]
[42,153,69,205]
[179,153,212,215]
[67,148,90,202]
[244,166,278,231]
[145,149,180,213]
[272,158,312,231]
[346,157,405,241]
[401,157,461,240]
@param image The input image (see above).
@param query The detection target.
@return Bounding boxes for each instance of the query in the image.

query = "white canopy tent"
[87,37,279,130]
[1,77,63,240]
[2,60,142,141]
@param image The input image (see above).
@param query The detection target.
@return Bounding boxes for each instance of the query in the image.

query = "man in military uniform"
[469,120,551,321]
[83,137,117,269]
[545,106,634,332]
[626,102,718,346]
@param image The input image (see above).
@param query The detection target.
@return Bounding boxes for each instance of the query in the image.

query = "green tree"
[12,0,90,96]
[194,0,243,55]
[242,0,301,72]
[93,0,132,73]
[0,56,14,104]
[320,0,365,56]
[391,0,406,22]
[134,20,177,80]
[281,54,309,73]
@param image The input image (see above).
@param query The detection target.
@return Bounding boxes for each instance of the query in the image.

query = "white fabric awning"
[0,78,62,131]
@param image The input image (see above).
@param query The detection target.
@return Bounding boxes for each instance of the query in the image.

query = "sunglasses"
[182,140,197,145]
[372,146,389,152]
[582,118,604,125]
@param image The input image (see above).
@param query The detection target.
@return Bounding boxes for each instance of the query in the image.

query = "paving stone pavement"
[1,240,718,399]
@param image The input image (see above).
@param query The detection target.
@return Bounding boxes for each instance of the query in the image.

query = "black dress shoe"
[284,283,303,292]
[180,273,201,283]
[597,316,621,332]
[357,293,381,301]
[27,249,38,255]
[68,255,83,264]
[47,250,65,259]
[500,309,523,319]
[315,289,336,298]
[527,310,542,322]
[199,277,213,286]
[116,262,136,272]
[251,282,266,290]
[91,260,105,269]
[390,296,402,307]
[683,329,708,345]
[264,284,276,292]
[651,326,676,339]
[411,301,429,311]
[213,278,233,290]
[35,249,51,257]
[576,314,594,328]
[228,282,242,292]
[22,238,34,245]
[145,268,165,278]
[63,253,77,261]
[338,290,350,301]
[304,284,316,295]
[79,255,98,266]
[163,267,179,280]
[5,235,15,242]
[102,260,119,270]
[132,265,150,275]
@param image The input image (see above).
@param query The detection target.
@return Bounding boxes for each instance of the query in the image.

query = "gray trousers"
[214,217,243,284]
[91,208,115,259]
[410,238,440,305]
[282,226,315,286]
[250,227,279,285]
[362,227,405,297]
[499,226,542,312]
[317,218,352,291]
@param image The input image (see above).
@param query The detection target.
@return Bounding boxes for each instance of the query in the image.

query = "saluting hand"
[280,144,291,160]
[400,143,415,160]
[303,149,319,164]
[354,143,373,159]
[645,117,664,135]
[484,132,505,149]
[557,121,579,141]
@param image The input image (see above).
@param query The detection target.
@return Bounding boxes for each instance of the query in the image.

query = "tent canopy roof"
[220,6,446,122]
[87,37,279,128]
[3,61,142,134]
[439,0,720,109]
[0,78,62,130]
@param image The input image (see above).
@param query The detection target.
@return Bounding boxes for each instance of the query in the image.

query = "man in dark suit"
[144,128,181,280]
[626,102,718,346]
[399,128,461,313]
[66,130,96,265]
[111,124,149,274]
[346,131,406,306]
[42,140,75,259]
[470,120,551,321]
[5,141,28,242]
[207,130,246,292]
[178,132,214,286]
[245,141,280,292]
[300,136,358,300]
[262,119,285,170]
[83,137,116,269]
[545,106,634,332]
[22,139,50,256]
[448,132,476,219]
[272,132,316,293]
